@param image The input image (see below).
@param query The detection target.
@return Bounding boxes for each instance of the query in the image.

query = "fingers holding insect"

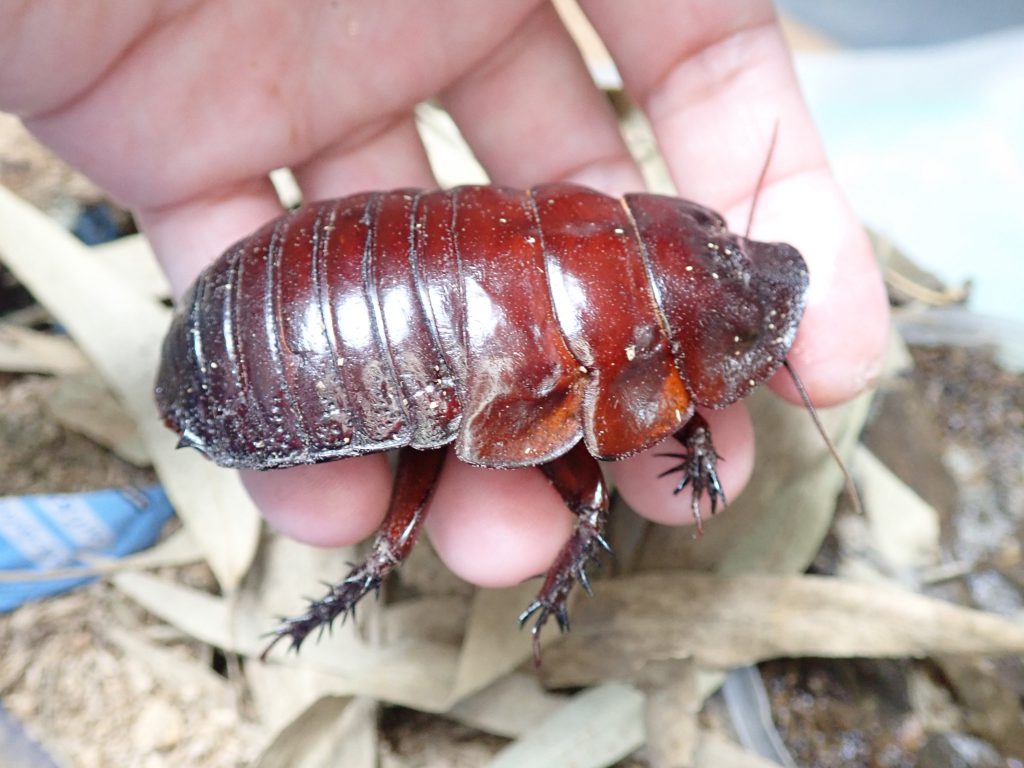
[440,0,643,193]
[143,117,437,299]
[607,405,754,528]
[291,113,437,200]
[242,457,392,548]
[425,454,575,589]
[765,187,889,407]
[143,116,444,555]
[581,0,889,407]
[581,0,819,212]
[136,177,286,300]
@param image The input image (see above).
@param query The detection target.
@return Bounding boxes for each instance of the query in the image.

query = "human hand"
[1,0,888,587]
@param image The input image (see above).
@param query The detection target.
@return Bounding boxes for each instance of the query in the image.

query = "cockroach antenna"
[747,122,863,517]
[745,120,780,239]
[783,359,864,517]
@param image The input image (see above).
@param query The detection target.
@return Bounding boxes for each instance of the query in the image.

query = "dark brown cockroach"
[155,184,810,662]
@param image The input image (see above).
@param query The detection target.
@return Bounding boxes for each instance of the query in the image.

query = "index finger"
[581,0,889,406]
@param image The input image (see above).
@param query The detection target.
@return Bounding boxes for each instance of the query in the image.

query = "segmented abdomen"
[156,184,743,470]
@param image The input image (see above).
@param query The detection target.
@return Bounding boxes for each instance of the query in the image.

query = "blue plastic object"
[0,485,174,612]
[0,703,60,768]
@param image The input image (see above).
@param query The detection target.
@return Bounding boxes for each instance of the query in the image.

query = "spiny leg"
[518,441,610,665]
[261,446,446,660]
[656,412,725,535]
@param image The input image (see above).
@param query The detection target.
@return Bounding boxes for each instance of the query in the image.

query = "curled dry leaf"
[541,572,1024,687]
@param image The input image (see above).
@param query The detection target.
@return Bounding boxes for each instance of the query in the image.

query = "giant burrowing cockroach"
[155,183,812,661]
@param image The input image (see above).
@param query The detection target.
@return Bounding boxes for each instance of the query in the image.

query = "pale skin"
[1,0,888,587]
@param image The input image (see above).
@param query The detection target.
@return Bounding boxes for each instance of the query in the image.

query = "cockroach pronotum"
[155,181,844,663]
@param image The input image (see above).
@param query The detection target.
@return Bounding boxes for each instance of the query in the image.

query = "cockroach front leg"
[657,412,725,535]
[261,446,446,660]
[518,442,610,665]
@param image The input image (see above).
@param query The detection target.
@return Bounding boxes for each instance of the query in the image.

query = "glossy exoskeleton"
[155,183,809,661]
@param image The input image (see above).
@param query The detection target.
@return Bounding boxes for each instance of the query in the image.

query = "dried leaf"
[541,573,1024,687]
[415,102,489,188]
[856,445,941,571]
[112,570,237,650]
[0,323,88,374]
[450,582,544,702]
[47,370,149,466]
[246,663,347,737]
[0,185,260,588]
[446,673,566,738]
[294,640,462,712]
[640,659,699,768]
[382,595,468,647]
[112,534,459,713]
[90,234,170,301]
[489,682,645,768]
[253,696,377,768]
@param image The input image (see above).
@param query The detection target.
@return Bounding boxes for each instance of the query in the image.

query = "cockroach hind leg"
[258,446,444,662]
[661,413,726,535]
[521,445,611,665]
[517,505,609,666]
[259,564,384,661]
[516,545,600,662]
